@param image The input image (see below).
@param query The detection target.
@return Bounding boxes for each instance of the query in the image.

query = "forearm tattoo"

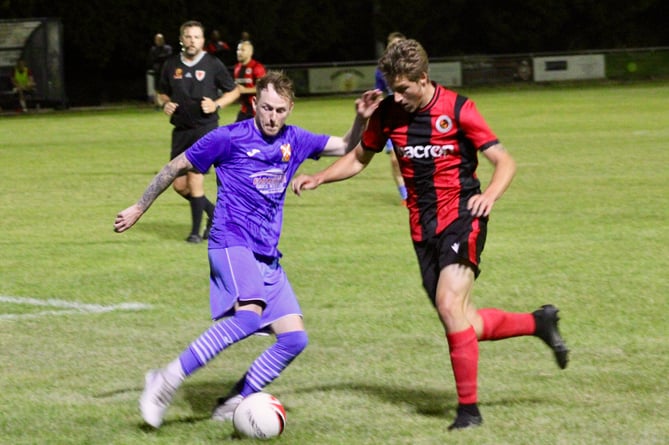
[137,155,190,211]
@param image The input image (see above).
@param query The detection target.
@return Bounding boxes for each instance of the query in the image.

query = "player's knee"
[233,309,263,334]
[435,293,465,321]
[277,330,308,357]
[173,183,186,194]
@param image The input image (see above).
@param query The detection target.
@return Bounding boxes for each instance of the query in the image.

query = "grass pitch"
[1,81,668,444]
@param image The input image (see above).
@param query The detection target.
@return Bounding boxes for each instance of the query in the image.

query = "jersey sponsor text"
[250,168,287,195]
[399,144,456,159]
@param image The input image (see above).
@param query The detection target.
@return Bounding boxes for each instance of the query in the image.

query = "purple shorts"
[208,246,302,329]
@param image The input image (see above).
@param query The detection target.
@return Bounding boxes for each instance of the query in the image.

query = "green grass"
[1,81,668,444]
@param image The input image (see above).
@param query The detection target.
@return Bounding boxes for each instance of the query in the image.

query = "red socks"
[446,310,536,405]
[478,308,535,341]
[447,326,478,405]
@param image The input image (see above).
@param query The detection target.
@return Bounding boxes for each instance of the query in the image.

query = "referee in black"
[158,20,240,243]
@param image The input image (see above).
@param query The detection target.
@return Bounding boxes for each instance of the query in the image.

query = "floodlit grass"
[1,81,668,444]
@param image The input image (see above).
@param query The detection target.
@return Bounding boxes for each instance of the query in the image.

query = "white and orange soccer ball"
[232,392,287,440]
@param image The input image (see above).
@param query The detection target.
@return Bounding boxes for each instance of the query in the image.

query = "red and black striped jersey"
[362,82,499,241]
[234,59,267,115]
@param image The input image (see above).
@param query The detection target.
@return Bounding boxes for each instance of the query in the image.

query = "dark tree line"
[2,0,667,104]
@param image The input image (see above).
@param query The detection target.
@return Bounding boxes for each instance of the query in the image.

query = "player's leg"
[185,171,207,242]
[169,129,204,242]
[170,128,191,198]
[212,316,308,421]
[202,197,214,240]
[474,307,533,340]
[473,300,569,369]
[153,73,161,109]
[169,128,213,242]
[170,171,214,243]
[241,315,307,395]
[139,247,265,428]
[17,88,27,112]
[139,308,261,427]
[171,173,204,243]
[468,287,569,367]
[212,262,308,421]
[184,137,215,241]
[415,216,486,430]
[435,263,484,430]
[171,174,189,196]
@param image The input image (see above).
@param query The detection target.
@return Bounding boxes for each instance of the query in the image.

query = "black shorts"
[170,122,218,160]
[413,214,487,305]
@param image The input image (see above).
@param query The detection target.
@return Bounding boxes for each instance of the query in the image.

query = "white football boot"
[211,394,244,421]
[139,369,178,428]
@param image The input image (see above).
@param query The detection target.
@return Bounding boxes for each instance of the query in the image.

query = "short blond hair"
[256,71,295,103]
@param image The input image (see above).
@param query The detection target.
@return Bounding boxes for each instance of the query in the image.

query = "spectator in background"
[147,33,173,106]
[375,32,408,205]
[233,40,266,121]
[240,31,251,42]
[11,59,36,112]
[157,20,240,243]
[205,29,232,66]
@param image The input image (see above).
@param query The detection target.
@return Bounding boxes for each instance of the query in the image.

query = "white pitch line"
[0,295,152,320]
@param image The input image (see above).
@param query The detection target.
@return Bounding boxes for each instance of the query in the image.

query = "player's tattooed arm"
[137,153,193,212]
[114,153,195,233]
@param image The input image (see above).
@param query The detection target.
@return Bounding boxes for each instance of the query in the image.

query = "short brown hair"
[180,20,204,36]
[256,70,295,103]
[378,38,429,83]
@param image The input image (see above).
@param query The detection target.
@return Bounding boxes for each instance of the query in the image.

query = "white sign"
[533,55,605,81]
[308,65,376,94]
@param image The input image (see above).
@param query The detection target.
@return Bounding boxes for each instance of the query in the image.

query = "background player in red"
[292,39,569,431]
[233,40,267,122]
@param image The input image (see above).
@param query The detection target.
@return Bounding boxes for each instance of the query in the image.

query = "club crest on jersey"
[435,115,453,133]
[195,70,205,81]
[280,143,292,162]
[173,68,183,79]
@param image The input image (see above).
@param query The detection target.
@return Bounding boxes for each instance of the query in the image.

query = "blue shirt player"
[114,70,382,428]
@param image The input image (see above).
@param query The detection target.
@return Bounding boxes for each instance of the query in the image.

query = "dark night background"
[2,0,668,105]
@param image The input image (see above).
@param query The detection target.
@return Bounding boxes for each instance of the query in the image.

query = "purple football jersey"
[185,118,329,257]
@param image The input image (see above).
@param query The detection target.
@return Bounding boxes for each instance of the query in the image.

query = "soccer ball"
[233,392,287,440]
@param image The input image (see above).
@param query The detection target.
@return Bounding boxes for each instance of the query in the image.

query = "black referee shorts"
[170,122,218,160]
